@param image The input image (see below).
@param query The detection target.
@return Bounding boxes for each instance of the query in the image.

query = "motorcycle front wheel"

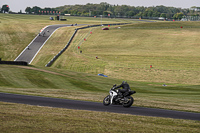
[103,95,110,106]
[123,96,134,108]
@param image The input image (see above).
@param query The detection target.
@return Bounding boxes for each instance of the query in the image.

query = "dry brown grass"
[1,102,200,133]
[34,25,200,85]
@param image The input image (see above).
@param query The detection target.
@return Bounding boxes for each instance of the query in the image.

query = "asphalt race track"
[14,24,83,64]
[0,93,199,121]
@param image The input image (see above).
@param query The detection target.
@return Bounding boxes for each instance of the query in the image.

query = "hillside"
[0,13,200,132]
[1,14,200,112]
[32,21,200,85]
[0,13,129,61]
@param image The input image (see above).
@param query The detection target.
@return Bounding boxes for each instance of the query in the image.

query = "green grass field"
[33,21,200,85]
[1,102,200,133]
[0,13,129,61]
[0,14,200,132]
[0,64,200,112]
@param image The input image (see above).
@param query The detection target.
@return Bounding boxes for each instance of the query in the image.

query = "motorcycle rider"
[115,81,131,98]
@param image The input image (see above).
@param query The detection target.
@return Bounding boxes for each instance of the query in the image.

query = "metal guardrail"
[45,29,78,67]
[0,58,28,66]
[45,23,130,67]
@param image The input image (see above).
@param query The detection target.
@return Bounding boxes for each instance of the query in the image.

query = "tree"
[166,13,172,19]
[128,11,135,17]
[25,7,32,14]
[114,6,124,16]
[23,3,195,19]
[160,13,166,18]
[31,6,41,14]
[136,12,143,17]
[1,4,9,13]
[147,9,153,17]
[152,11,160,17]
[173,12,184,19]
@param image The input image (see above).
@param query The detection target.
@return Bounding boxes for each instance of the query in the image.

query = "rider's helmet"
[122,81,127,84]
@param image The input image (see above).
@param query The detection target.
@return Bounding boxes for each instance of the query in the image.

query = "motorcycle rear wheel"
[103,95,110,106]
[123,96,134,108]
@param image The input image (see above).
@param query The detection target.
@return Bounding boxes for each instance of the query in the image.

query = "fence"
[45,29,78,67]
[0,58,28,66]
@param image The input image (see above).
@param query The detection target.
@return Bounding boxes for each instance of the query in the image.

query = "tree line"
[1,3,200,19]
[27,2,200,19]
[58,3,199,19]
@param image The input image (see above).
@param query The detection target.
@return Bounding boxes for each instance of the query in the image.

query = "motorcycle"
[103,84,136,108]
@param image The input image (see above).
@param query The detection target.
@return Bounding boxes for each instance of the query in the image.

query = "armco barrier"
[45,29,78,67]
[0,59,28,66]
[45,23,130,67]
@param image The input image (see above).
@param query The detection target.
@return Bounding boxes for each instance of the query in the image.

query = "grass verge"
[0,102,200,133]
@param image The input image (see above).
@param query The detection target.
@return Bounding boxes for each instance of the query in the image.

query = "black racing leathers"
[115,83,131,97]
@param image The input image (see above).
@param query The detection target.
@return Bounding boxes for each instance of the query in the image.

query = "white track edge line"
[14,25,50,61]
[29,26,69,64]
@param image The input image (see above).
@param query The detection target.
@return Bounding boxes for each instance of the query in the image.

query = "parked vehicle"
[102,27,109,30]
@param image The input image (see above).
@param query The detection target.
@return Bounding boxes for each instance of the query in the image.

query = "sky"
[1,0,200,12]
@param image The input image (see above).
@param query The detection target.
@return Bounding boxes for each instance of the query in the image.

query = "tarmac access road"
[14,24,84,64]
[0,93,199,121]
